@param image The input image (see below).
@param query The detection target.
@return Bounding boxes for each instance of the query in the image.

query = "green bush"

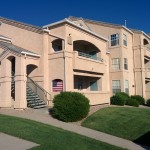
[130,95,145,105]
[146,99,150,107]
[115,92,129,103]
[51,92,90,122]
[116,92,129,99]
[110,94,126,106]
[126,98,139,107]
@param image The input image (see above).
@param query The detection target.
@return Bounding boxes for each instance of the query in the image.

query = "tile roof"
[0,16,43,34]
[0,41,39,55]
[68,16,133,34]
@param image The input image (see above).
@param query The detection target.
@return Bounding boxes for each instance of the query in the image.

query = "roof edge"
[69,16,133,35]
[0,16,43,34]
[0,35,12,42]
[43,19,108,42]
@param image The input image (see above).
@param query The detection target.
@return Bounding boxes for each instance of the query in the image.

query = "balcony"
[73,51,105,74]
[78,52,103,62]
[144,46,150,58]
[145,68,150,78]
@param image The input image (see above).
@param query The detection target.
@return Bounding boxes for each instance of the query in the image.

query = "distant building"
[0,16,149,109]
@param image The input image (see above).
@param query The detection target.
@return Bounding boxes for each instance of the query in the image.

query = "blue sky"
[0,0,150,33]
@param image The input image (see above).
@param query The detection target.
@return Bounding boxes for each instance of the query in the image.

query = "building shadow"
[134,131,150,150]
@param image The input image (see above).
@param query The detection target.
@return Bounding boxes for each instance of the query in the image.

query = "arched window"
[52,79,63,92]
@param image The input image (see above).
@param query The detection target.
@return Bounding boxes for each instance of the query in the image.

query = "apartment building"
[0,16,149,109]
[68,16,150,99]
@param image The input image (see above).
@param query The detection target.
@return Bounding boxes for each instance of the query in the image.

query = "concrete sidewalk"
[0,108,146,150]
[0,133,39,150]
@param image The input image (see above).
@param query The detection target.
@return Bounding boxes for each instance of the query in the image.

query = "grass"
[0,114,126,150]
[82,107,150,141]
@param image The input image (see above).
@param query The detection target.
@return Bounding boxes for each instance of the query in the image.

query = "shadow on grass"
[134,131,150,150]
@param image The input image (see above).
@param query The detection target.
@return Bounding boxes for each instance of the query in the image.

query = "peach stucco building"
[0,16,149,109]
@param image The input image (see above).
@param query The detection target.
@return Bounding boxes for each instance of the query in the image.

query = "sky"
[0,0,150,33]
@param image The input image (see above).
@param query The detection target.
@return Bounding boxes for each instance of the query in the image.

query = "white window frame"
[124,58,128,70]
[110,33,119,46]
[123,34,127,46]
[112,58,120,70]
[125,80,129,94]
[112,80,121,94]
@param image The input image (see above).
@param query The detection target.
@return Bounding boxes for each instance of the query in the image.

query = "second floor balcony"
[73,51,105,74]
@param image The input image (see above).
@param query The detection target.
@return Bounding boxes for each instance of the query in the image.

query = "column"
[14,57,27,109]
[0,58,11,107]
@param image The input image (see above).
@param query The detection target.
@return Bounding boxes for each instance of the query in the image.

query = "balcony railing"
[78,52,103,62]
[145,46,150,51]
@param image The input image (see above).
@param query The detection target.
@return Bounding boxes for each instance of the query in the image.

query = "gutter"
[0,35,12,43]
[21,51,40,57]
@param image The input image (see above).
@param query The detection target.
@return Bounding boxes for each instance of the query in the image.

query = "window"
[52,39,63,52]
[112,58,120,70]
[110,34,119,46]
[125,80,129,94]
[123,34,127,46]
[124,58,128,70]
[112,80,121,94]
[90,81,98,91]
[52,79,63,92]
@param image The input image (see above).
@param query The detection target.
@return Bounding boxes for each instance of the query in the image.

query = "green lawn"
[0,114,126,150]
[82,107,150,141]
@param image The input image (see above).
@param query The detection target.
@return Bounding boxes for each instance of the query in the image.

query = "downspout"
[24,53,26,82]
[63,50,66,91]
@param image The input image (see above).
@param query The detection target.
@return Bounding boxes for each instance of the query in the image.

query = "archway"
[143,39,149,45]
[52,39,63,52]
[73,40,101,60]
[26,64,38,76]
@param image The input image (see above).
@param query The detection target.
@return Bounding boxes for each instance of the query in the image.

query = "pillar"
[14,57,27,109]
[0,58,11,107]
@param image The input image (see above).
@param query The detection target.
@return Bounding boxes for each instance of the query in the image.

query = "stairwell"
[26,86,47,109]
[11,74,49,109]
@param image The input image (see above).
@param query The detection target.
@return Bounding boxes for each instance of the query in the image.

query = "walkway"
[0,133,39,150]
[0,108,146,150]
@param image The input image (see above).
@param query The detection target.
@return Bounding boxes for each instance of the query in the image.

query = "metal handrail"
[27,76,52,104]
[78,51,103,62]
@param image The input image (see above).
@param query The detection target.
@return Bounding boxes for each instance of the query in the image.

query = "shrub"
[116,92,129,99]
[51,92,90,122]
[146,99,150,107]
[115,92,129,103]
[110,94,126,106]
[130,95,145,105]
[126,98,139,107]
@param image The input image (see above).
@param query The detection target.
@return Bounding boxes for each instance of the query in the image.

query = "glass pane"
[90,81,98,91]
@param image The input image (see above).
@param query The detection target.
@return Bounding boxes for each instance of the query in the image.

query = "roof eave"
[0,35,12,43]
[43,19,108,42]
[21,51,40,57]
[122,26,133,35]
